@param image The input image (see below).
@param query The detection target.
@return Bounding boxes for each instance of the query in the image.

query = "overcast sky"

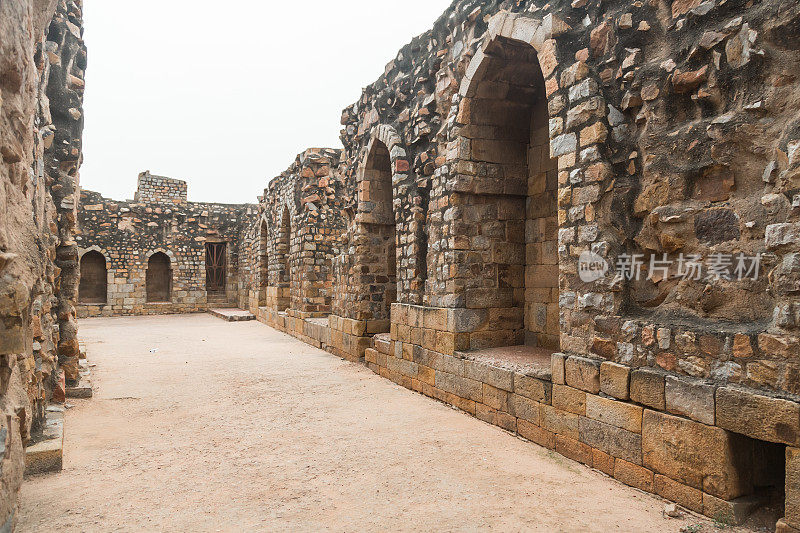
[81,0,453,204]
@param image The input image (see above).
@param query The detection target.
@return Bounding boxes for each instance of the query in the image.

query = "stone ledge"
[24,406,64,476]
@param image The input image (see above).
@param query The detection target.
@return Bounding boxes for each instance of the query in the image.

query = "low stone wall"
[254,304,800,529]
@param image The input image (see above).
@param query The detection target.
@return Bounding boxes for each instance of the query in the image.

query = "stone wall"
[134,171,188,204]
[248,148,348,326]
[242,0,800,529]
[75,178,257,317]
[0,0,85,524]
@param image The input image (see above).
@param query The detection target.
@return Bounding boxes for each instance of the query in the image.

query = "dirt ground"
[19,314,729,532]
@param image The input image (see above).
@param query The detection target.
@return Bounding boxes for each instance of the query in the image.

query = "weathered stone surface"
[579,416,642,464]
[552,384,586,415]
[585,395,642,433]
[787,447,800,529]
[642,410,753,500]
[600,361,630,400]
[716,387,800,446]
[630,368,666,410]
[695,208,740,245]
[665,376,715,425]
[513,374,552,403]
[654,474,703,513]
[614,459,653,492]
[564,356,601,394]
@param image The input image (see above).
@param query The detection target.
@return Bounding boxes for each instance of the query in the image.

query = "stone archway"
[452,19,561,350]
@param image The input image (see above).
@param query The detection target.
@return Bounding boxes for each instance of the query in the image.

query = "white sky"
[81,0,454,204]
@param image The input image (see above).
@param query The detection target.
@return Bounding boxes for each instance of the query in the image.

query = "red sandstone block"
[476,403,496,425]
[654,475,703,513]
[787,447,800,529]
[509,394,540,425]
[614,459,654,492]
[496,412,517,433]
[555,435,592,466]
[417,365,435,386]
[482,383,509,411]
[518,419,556,449]
[778,519,800,533]
[552,384,586,415]
[540,404,580,440]
[592,449,615,476]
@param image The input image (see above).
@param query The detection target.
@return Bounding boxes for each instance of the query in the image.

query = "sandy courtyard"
[19,314,723,532]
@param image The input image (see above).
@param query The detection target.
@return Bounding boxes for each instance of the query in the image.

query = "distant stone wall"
[133,171,188,205]
[0,0,85,524]
[76,183,256,317]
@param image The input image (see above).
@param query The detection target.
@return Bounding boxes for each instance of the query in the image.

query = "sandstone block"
[654,474,703,513]
[614,459,653,492]
[564,356,601,393]
[642,410,753,500]
[551,352,566,385]
[585,395,642,433]
[716,386,800,446]
[434,372,482,403]
[702,492,762,525]
[465,361,513,391]
[600,361,630,400]
[552,384,586,415]
[592,448,616,476]
[630,368,666,410]
[482,383,509,411]
[665,375,716,425]
[556,435,593,466]
[518,419,555,449]
[514,374,552,403]
[509,394,540,424]
[540,404,580,440]
[786,447,800,529]
[580,415,642,464]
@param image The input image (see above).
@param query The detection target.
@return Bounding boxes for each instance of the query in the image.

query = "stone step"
[208,309,255,322]
[373,333,393,356]
[25,405,64,476]
[66,376,93,399]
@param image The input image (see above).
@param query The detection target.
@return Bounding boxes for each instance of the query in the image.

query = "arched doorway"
[146,252,172,302]
[78,251,107,304]
[457,34,559,349]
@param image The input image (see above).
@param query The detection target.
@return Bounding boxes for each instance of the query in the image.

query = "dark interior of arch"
[146,252,172,302]
[79,251,107,303]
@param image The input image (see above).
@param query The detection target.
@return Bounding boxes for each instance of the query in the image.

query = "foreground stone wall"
[243,0,800,529]
[75,176,257,317]
[0,0,85,524]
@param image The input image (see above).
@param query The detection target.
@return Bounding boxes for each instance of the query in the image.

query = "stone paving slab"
[24,406,64,476]
[208,308,255,322]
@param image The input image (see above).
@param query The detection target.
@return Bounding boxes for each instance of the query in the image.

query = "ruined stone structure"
[7,0,800,529]
[75,172,257,317]
[0,0,86,524]
[239,0,800,529]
